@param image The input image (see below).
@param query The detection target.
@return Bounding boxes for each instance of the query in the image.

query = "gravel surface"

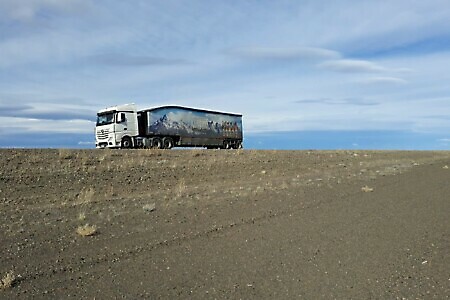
[1,149,449,299]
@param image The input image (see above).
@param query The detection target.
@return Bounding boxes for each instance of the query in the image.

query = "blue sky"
[1,0,450,149]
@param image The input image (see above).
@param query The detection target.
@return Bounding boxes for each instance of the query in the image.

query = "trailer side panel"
[145,107,242,146]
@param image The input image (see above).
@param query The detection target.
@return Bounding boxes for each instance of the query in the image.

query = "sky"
[1,0,450,149]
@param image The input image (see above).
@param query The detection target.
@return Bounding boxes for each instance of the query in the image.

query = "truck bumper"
[96,137,120,148]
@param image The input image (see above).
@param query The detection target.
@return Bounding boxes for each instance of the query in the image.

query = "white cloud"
[295,1,450,54]
[1,0,450,145]
[228,46,340,61]
[0,29,135,68]
[358,77,408,85]
[319,59,386,73]
[88,53,190,66]
[78,141,95,145]
[0,0,89,22]
[0,117,94,134]
[0,98,96,120]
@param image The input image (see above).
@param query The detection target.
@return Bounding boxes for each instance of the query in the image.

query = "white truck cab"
[95,103,138,148]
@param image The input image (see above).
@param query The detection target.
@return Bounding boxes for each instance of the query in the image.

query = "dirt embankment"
[1,149,449,298]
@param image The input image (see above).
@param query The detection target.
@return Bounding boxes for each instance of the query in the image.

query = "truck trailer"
[95,104,243,149]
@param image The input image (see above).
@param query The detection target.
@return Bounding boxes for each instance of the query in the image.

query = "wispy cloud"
[88,53,190,67]
[228,46,340,61]
[295,97,379,106]
[78,141,95,145]
[319,59,386,73]
[0,103,33,112]
[0,117,94,134]
[0,0,90,22]
[0,29,136,68]
[358,77,408,85]
[0,101,96,121]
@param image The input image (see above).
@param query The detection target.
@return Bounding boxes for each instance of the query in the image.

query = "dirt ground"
[1,149,449,299]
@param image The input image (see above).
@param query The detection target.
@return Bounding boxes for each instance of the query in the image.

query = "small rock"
[143,203,156,212]
[443,165,449,169]
[261,170,267,175]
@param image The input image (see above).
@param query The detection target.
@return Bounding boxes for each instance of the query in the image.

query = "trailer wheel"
[152,137,162,149]
[162,137,174,149]
[121,137,132,149]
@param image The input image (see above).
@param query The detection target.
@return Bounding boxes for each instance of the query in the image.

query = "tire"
[232,141,242,149]
[162,137,174,149]
[121,137,132,149]
[152,137,162,149]
[223,140,231,149]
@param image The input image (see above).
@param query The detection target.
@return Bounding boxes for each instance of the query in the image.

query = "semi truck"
[95,104,243,149]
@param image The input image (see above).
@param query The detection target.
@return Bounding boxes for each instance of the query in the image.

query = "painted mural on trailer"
[147,107,242,138]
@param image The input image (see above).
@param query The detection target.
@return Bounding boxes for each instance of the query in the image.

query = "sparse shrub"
[280,181,289,190]
[176,178,186,198]
[191,149,204,157]
[361,185,374,192]
[77,187,95,205]
[235,149,244,155]
[0,271,16,289]
[58,149,74,160]
[76,224,97,236]
[78,211,86,221]
[106,185,117,198]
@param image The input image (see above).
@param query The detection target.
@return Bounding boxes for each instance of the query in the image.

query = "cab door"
[115,112,128,140]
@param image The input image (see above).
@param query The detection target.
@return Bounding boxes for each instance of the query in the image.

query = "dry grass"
[78,211,86,221]
[280,181,289,190]
[58,148,74,160]
[76,187,95,205]
[106,185,117,198]
[361,185,374,192]
[0,271,16,290]
[76,224,97,236]
[175,178,187,198]
[191,149,204,157]
[235,148,244,155]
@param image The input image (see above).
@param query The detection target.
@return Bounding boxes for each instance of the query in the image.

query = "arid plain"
[1,149,449,298]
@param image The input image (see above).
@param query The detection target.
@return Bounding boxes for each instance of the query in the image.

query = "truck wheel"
[162,137,174,149]
[121,137,132,148]
[233,141,242,149]
[152,137,162,149]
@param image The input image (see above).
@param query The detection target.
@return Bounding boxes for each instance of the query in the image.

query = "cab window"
[117,112,126,123]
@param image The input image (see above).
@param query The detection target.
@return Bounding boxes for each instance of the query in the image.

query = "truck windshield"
[96,112,115,126]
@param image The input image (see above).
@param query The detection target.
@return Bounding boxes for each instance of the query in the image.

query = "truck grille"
[96,129,109,140]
